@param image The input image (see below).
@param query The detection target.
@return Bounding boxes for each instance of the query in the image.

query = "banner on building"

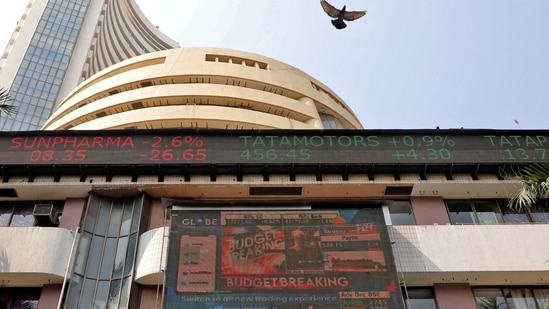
[164,208,404,309]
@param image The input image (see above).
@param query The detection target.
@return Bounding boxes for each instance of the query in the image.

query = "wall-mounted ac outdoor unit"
[33,204,59,225]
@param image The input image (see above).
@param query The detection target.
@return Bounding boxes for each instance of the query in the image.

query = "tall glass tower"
[0,0,178,131]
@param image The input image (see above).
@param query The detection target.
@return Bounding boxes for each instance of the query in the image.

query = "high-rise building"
[0,0,178,131]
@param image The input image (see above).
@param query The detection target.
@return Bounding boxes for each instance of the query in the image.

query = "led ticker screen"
[165,208,405,309]
[1,130,547,165]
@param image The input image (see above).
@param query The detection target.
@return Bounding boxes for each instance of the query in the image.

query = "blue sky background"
[1,1,548,129]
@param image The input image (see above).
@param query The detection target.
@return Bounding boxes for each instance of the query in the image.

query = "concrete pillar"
[37,284,62,309]
[139,285,163,309]
[59,198,86,230]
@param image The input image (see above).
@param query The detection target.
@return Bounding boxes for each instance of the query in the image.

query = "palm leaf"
[509,163,549,209]
[0,87,17,118]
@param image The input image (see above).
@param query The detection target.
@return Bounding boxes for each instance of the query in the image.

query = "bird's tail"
[331,19,347,29]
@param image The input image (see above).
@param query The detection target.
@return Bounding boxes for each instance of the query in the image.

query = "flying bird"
[320,0,367,29]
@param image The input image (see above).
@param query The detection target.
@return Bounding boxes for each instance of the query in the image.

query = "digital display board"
[0,129,547,165]
[165,208,405,309]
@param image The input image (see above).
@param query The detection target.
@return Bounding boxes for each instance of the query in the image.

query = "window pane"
[95,203,112,236]
[130,200,141,233]
[10,205,35,226]
[107,279,121,309]
[86,235,105,278]
[95,280,109,309]
[503,288,537,309]
[74,232,91,275]
[113,237,128,278]
[120,203,133,236]
[447,201,475,224]
[533,289,549,309]
[80,278,97,308]
[83,202,98,231]
[389,201,415,225]
[474,288,508,309]
[0,205,13,226]
[408,299,437,309]
[474,201,502,224]
[406,288,437,309]
[99,238,117,279]
[107,205,122,237]
[12,300,38,309]
[65,274,83,308]
[118,277,132,309]
[530,202,549,223]
[501,207,530,224]
[124,233,137,277]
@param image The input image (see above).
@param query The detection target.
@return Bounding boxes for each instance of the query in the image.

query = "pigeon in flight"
[320,0,367,29]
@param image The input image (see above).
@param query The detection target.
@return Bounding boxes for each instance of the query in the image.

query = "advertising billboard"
[165,208,404,309]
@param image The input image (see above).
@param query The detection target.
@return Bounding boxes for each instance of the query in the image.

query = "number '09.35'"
[240,149,311,161]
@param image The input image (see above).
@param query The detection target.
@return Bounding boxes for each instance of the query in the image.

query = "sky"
[1,0,548,130]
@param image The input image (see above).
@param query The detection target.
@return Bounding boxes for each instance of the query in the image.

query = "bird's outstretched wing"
[343,10,367,21]
[320,0,340,18]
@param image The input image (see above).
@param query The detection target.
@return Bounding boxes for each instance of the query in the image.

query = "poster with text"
[165,208,405,309]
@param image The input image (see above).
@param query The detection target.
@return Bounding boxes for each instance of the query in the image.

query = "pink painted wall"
[410,196,451,225]
[434,283,477,309]
[139,285,163,309]
[58,198,86,230]
[37,284,62,309]
[148,198,168,229]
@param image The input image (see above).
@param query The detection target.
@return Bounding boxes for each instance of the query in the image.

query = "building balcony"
[389,224,549,286]
[0,227,76,286]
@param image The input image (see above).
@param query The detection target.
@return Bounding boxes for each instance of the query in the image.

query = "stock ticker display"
[1,130,548,165]
[165,208,405,309]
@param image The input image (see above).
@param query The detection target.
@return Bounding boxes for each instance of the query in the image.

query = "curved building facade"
[43,47,363,130]
[0,0,178,131]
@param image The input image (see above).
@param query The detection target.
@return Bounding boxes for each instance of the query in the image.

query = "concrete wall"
[389,224,549,286]
[0,227,76,286]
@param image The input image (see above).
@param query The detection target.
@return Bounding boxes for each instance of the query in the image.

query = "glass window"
[13,299,38,309]
[501,206,530,224]
[95,280,109,308]
[107,206,122,237]
[533,289,549,309]
[66,193,144,309]
[95,203,111,236]
[65,275,83,308]
[0,205,14,226]
[80,278,96,308]
[474,287,549,309]
[108,279,121,308]
[447,201,475,224]
[530,201,549,223]
[0,288,41,309]
[446,200,503,225]
[73,232,91,275]
[474,288,508,308]
[473,201,503,225]
[319,113,345,129]
[112,237,128,278]
[10,205,35,227]
[388,201,415,225]
[405,288,437,309]
[99,238,117,279]
[503,288,537,309]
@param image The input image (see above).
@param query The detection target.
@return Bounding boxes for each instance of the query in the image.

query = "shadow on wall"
[0,246,9,272]
[388,226,441,284]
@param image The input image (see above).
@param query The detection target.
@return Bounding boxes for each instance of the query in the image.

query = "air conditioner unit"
[33,204,59,225]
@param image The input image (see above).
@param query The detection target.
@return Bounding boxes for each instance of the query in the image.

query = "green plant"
[509,163,549,210]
